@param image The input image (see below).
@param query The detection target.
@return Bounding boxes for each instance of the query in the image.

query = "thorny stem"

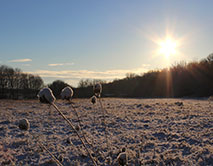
[51,103,97,166]
[38,141,63,166]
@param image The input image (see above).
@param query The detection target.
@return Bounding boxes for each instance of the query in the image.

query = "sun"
[148,31,183,64]
[158,38,177,58]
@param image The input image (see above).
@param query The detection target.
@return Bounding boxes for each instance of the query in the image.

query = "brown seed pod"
[19,118,30,130]
[93,83,102,97]
[91,96,97,104]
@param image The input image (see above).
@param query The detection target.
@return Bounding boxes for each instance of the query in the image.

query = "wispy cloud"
[30,65,150,80]
[48,63,74,67]
[8,59,32,63]
[48,64,64,67]
[22,64,31,66]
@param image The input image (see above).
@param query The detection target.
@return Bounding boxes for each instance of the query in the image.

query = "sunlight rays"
[146,29,185,68]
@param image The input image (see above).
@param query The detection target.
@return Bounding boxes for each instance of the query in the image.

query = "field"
[0,98,212,165]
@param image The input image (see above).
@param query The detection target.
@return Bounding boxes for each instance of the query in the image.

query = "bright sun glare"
[158,38,177,58]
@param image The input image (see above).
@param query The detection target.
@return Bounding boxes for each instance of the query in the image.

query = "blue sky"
[1,0,213,87]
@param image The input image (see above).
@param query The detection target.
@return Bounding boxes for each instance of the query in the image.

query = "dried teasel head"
[19,118,30,131]
[61,86,74,100]
[91,95,97,104]
[37,87,56,104]
[93,83,102,97]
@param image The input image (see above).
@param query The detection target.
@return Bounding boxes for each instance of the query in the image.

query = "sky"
[1,0,213,87]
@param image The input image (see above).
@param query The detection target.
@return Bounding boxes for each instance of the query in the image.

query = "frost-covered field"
[0,98,212,165]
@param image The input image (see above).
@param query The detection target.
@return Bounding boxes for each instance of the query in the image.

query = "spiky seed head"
[37,87,56,104]
[93,83,102,96]
[19,118,30,130]
[91,96,97,104]
[61,86,74,100]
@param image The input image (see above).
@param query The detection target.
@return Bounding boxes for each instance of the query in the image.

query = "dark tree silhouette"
[0,65,44,99]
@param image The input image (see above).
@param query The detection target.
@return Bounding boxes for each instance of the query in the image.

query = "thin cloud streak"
[22,64,31,66]
[48,64,64,66]
[30,66,150,80]
[8,59,32,63]
[48,63,74,66]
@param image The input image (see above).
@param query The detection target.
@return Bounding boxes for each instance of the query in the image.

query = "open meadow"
[0,98,212,165]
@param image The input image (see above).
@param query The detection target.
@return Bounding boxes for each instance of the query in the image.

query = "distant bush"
[48,80,72,99]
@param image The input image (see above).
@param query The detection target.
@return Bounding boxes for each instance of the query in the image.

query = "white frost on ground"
[0,98,212,165]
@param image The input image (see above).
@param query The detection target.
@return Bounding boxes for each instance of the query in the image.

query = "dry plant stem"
[69,101,83,128]
[98,98,109,149]
[51,103,97,166]
[70,102,106,160]
[70,102,92,145]
[209,101,211,113]
[93,103,97,124]
[99,98,109,115]
[38,141,63,166]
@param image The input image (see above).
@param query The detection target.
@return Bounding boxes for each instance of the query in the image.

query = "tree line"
[0,65,44,99]
[76,54,213,98]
